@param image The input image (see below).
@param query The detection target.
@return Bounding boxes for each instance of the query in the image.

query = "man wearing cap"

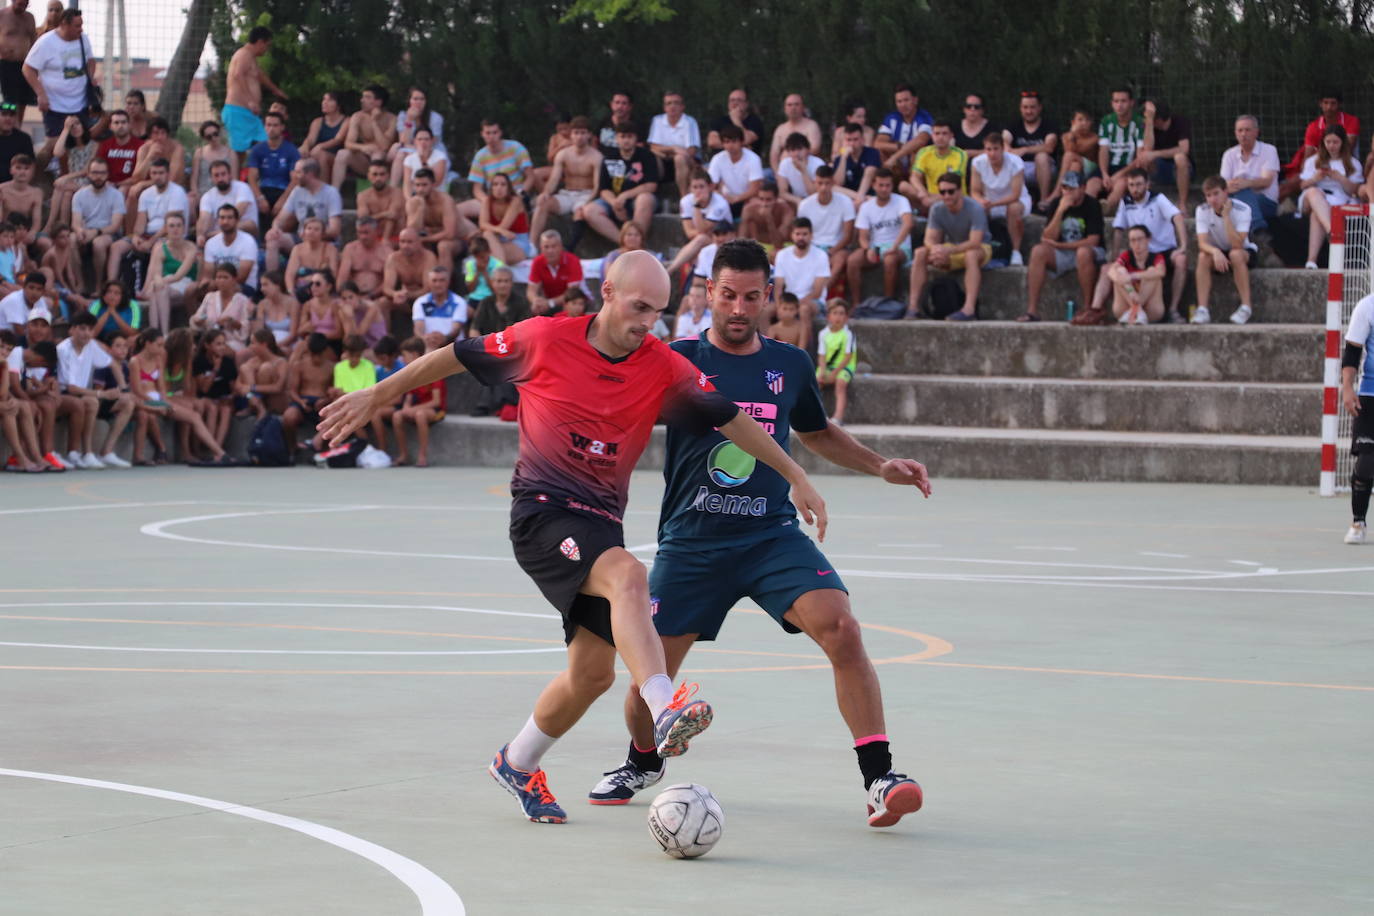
[1020,170,1104,322]
[0,99,31,182]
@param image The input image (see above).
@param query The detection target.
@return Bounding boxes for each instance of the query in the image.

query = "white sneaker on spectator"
[1345,522,1367,545]
[1134,310,1148,325]
[1010,250,1024,266]
[100,452,131,469]
[1191,306,1211,324]
[80,452,106,469]
[1229,304,1252,325]
[66,450,84,469]
[1305,261,1319,270]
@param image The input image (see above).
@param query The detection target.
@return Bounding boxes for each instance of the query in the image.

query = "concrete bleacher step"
[842,374,1320,436]
[854,320,1323,382]
[416,416,1317,487]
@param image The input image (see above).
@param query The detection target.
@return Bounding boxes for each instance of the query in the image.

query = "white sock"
[505,715,557,772]
[640,674,675,720]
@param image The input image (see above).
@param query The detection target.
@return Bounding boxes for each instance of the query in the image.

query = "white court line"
[877,543,942,548]
[625,542,658,552]
[0,601,560,621]
[0,642,565,657]
[0,500,201,516]
[1229,560,1264,567]
[1139,551,1189,558]
[1014,546,1078,552]
[0,768,463,915]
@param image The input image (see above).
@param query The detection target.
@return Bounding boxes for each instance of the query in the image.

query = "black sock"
[628,741,663,773]
[569,220,586,254]
[1353,476,1371,523]
[855,740,893,789]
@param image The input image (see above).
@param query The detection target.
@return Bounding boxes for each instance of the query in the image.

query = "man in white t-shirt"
[776,132,825,208]
[706,123,763,217]
[202,205,261,291]
[666,170,733,279]
[846,168,913,301]
[798,166,857,288]
[197,159,260,240]
[672,276,712,341]
[969,133,1032,265]
[1090,167,1188,321]
[55,311,134,468]
[411,266,468,343]
[107,160,188,279]
[1193,175,1258,325]
[770,218,831,351]
[647,90,701,197]
[21,8,94,157]
[689,221,735,280]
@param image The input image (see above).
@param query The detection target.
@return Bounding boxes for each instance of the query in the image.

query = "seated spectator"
[127,327,227,463]
[530,116,600,248]
[332,84,395,190]
[671,169,732,280]
[458,118,532,224]
[648,90,701,198]
[200,205,259,297]
[296,92,349,188]
[1098,87,1147,213]
[461,236,504,302]
[0,329,48,472]
[0,153,43,249]
[1220,114,1279,231]
[70,158,124,285]
[391,335,443,467]
[122,118,186,235]
[903,121,967,214]
[527,230,583,314]
[480,172,532,266]
[404,167,461,271]
[739,181,790,254]
[239,328,289,419]
[831,122,881,202]
[249,271,299,351]
[560,286,590,318]
[829,98,875,161]
[909,173,991,321]
[20,334,73,467]
[798,165,856,294]
[1086,168,1188,322]
[1007,90,1058,205]
[816,299,856,424]
[196,158,259,241]
[388,86,445,186]
[96,108,144,197]
[189,120,238,216]
[1301,124,1362,269]
[877,84,934,170]
[707,88,764,155]
[2,217,35,293]
[308,333,375,452]
[706,123,763,218]
[1283,90,1360,201]
[776,132,825,210]
[1023,170,1104,323]
[401,126,452,195]
[282,216,337,299]
[299,270,350,356]
[357,159,406,243]
[282,332,337,458]
[770,217,830,351]
[40,224,91,311]
[767,291,803,346]
[954,93,998,152]
[265,158,342,273]
[56,310,135,467]
[123,89,151,139]
[338,216,390,311]
[247,111,300,216]
[1140,100,1192,211]
[846,168,913,303]
[1193,175,1258,325]
[584,123,658,245]
[530,117,572,196]
[606,220,649,275]
[1055,105,1103,205]
[596,90,644,157]
[190,262,252,351]
[0,102,35,184]
[106,159,189,283]
[1108,224,1166,325]
[768,93,823,174]
[411,266,467,343]
[382,228,437,320]
[468,266,530,336]
[674,276,712,341]
[141,212,197,331]
[969,132,1031,264]
[45,115,97,237]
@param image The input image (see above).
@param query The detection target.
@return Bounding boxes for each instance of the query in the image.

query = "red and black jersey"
[453,315,739,521]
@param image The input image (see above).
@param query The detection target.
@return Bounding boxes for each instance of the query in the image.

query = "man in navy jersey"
[318,250,828,824]
[588,239,931,828]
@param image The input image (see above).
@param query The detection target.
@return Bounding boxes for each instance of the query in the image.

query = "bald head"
[596,250,671,353]
[605,249,670,308]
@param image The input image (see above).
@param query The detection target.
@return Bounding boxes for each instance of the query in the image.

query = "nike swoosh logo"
[817,569,834,576]
[703,374,719,380]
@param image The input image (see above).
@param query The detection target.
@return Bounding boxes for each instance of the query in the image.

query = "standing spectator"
[529,115,601,246]
[1098,87,1146,213]
[1220,114,1280,231]
[0,0,37,121]
[205,204,262,293]
[96,108,143,192]
[969,132,1030,264]
[106,160,188,283]
[706,88,764,156]
[1139,100,1192,211]
[1193,175,1257,325]
[196,158,259,241]
[410,266,466,344]
[829,98,875,162]
[1300,124,1362,270]
[1007,90,1057,205]
[816,299,856,424]
[1022,170,1103,323]
[671,170,732,279]
[953,92,997,153]
[526,230,583,315]
[140,212,196,331]
[332,85,396,190]
[1283,90,1361,201]
[220,26,285,155]
[775,132,825,210]
[596,90,643,157]
[767,93,823,173]
[798,165,856,288]
[388,86,445,186]
[298,91,350,183]
[647,90,701,198]
[246,111,300,215]
[846,167,913,302]
[876,84,933,170]
[1087,168,1188,322]
[771,217,830,351]
[460,119,532,224]
[21,8,94,159]
[706,123,763,218]
[909,173,991,321]
[0,100,33,183]
[1108,225,1166,325]
[904,121,967,215]
[56,310,133,466]
[583,123,658,246]
[357,159,406,242]
[478,172,530,267]
[71,158,124,284]
[831,121,880,202]
[264,158,342,272]
[405,168,462,272]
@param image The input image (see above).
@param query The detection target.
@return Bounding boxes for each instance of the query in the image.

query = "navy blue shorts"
[649,531,846,641]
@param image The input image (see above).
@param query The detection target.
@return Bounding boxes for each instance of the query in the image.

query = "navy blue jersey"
[658,332,828,549]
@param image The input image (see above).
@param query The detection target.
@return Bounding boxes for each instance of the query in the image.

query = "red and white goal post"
[1322,204,1372,496]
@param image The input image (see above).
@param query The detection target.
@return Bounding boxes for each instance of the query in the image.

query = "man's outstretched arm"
[318,346,465,444]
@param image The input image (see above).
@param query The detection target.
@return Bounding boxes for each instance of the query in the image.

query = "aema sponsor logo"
[694,442,767,516]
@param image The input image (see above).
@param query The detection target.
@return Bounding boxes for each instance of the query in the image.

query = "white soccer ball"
[647,783,724,859]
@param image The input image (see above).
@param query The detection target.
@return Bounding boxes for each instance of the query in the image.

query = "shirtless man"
[768,93,823,173]
[1,153,43,252]
[40,223,87,307]
[530,115,602,244]
[332,85,396,189]
[338,216,389,307]
[404,168,459,270]
[0,0,37,122]
[382,227,437,315]
[1052,106,1104,206]
[282,332,336,457]
[122,118,185,234]
[222,26,286,154]
[356,159,405,242]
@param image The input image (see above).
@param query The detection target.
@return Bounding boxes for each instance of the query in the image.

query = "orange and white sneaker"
[489,744,567,823]
[42,452,68,471]
[653,682,713,758]
[866,772,923,827]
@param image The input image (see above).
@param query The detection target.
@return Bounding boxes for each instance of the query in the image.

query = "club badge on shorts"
[765,369,784,395]
[559,537,581,561]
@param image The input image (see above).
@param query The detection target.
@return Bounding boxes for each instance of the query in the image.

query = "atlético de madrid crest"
[765,369,784,395]
[559,537,581,561]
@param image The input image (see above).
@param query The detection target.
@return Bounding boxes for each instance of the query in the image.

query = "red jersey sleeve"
[658,347,740,434]
[451,316,548,387]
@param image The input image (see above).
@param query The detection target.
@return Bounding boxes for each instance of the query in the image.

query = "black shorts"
[1352,397,1374,455]
[509,496,624,646]
[0,60,35,106]
[96,396,120,420]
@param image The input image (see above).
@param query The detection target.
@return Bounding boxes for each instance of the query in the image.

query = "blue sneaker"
[653,682,713,758]
[489,745,567,823]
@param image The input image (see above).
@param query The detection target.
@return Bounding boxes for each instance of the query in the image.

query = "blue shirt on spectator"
[878,108,934,149]
[247,139,301,191]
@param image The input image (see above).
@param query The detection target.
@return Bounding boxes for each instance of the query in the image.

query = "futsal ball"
[647,783,724,859]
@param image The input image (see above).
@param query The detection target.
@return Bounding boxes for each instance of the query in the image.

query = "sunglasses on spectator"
[964,103,983,109]
[938,188,958,196]
[203,130,219,139]
[310,280,327,287]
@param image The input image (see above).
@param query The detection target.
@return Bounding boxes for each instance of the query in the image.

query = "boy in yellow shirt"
[902,121,968,214]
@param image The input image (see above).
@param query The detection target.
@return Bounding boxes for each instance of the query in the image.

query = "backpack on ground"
[851,296,906,320]
[925,277,966,320]
[247,415,291,466]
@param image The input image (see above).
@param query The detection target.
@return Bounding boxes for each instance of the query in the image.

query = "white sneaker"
[1230,304,1252,325]
[1191,306,1211,324]
[1010,250,1024,266]
[1134,309,1148,325]
[1345,522,1367,545]
[1305,261,1319,270]
[80,452,106,469]
[587,760,665,805]
[100,452,131,468]
[66,450,85,469]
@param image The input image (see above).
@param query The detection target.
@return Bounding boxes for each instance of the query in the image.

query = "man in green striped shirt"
[1098,87,1146,213]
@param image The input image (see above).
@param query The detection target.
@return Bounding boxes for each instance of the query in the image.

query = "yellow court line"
[61,480,126,503]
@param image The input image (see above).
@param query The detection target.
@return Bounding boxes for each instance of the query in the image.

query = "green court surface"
[1,469,1370,915]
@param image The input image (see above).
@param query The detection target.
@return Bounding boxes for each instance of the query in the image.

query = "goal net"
[1322,204,1371,496]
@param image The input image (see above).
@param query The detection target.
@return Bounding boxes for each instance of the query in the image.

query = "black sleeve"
[1343,342,1363,369]
[789,351,829,434]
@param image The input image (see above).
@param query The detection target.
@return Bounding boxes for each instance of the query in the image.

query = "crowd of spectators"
[0,14,1362,467]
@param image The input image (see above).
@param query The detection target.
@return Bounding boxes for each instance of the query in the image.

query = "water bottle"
[1065,299,1076,321]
